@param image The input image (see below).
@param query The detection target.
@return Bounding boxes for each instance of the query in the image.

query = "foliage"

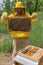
[29,12,43,48]
[1,0,12,14]
[0,22,8,33]
[0,0,43,15]
[26,0,35,14]
[0,38,13,53]
[3,0,11,13]
[0,11,2,16]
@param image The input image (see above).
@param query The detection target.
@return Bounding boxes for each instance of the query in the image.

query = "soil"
[0,34,12,65]
[0,53,12,65]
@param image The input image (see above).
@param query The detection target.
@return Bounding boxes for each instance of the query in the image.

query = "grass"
[0,38,13,53]
[29,12,43,48]
[0,22,8,34]
[0,11,43,53]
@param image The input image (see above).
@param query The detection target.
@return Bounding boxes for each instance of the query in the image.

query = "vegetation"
[0,22,8,33]
[0,0,43,15]
[0,37,13,53]
[29,12,43,48]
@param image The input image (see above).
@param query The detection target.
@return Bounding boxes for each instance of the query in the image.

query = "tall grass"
[0,22,8,34]
[0,38,13,53]
[29,12,43,48]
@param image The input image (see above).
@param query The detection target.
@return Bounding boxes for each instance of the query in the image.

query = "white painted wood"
[13,54,39,65]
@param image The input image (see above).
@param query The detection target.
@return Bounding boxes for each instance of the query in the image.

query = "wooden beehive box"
[8,17,31,32]
[18,45,43,65]
[13,45,43,65]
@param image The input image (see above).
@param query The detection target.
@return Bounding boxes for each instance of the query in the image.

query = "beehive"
[13,45,43,65]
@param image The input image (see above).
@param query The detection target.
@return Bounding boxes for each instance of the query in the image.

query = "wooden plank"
[18,45,43,61]
[13,55,38,65]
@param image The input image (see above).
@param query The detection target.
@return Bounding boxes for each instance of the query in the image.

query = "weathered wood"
[38,56,43,65]
[18,45,43,61]
[13,45,43,65]
[13,55,38,65]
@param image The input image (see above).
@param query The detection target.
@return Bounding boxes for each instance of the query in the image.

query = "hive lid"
[13,54,38,65]
[18,45,43,61]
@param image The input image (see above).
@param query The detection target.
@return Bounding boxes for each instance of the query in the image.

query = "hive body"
[13,45,43,65]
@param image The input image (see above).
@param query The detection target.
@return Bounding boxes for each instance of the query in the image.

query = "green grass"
[0,38,13,53]
[0,22,8,34]
[29,12,43,48]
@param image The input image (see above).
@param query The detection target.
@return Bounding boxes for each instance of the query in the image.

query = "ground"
[0,53,12,65]
[0,34,12,65]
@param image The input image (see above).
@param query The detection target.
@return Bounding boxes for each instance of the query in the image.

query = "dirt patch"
[0,53,12,65]
[0,34,13,65]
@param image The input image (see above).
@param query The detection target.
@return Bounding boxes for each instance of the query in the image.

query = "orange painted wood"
[18,45,43,61]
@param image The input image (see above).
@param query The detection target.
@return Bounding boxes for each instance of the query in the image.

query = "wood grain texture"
[18,45,43,62]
